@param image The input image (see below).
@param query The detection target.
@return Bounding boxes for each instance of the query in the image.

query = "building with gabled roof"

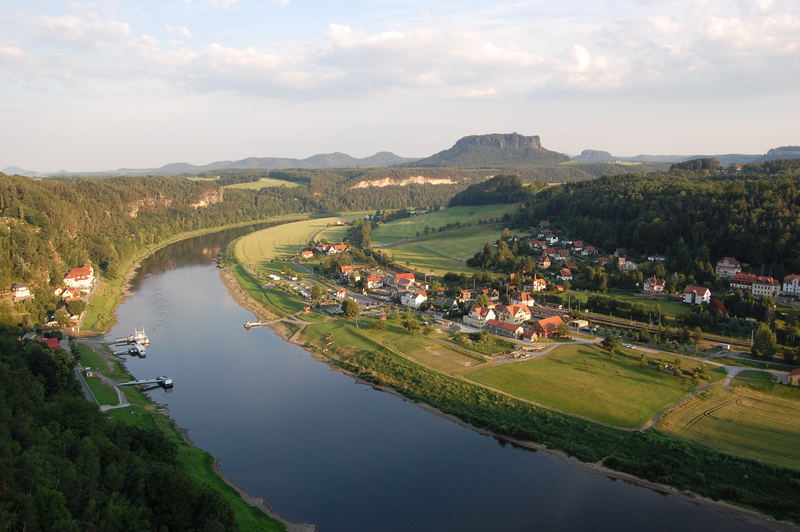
[463,306,496,328]
[486,319,523,339]
[64,264,94,290]
[783,274,800,296]
[683,286,711,305]
[715,257,741,279]
[534,315,563,338]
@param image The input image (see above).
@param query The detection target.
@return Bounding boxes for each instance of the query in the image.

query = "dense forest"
[0,328,238,530]
[515,160,800,277]
[448,174,545,206]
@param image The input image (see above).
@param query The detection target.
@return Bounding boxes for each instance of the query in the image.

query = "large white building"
[783,274,800,296]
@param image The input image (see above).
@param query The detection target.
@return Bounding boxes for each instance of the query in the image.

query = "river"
[103,228,764,531]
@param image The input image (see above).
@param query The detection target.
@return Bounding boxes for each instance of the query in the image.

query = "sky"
[1,0,799,172]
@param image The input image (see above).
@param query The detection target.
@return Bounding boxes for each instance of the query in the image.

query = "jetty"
[244,321,268,329]
[113,328,150,345]
[112,342,147,357]
[119,375,173,389]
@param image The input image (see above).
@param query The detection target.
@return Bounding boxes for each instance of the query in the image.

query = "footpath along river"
[104,228,768,532]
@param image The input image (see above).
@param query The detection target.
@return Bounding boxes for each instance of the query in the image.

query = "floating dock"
[113,328,150,345]
[119,375,173,389]
[244,321,267,329]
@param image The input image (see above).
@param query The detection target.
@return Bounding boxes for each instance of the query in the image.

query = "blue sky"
[1,0,798,171]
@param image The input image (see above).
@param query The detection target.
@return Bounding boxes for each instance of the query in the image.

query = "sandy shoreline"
[220,266,799,532]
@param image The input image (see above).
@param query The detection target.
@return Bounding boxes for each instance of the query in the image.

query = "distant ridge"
[404,133,569,167]
[570,149,775,166]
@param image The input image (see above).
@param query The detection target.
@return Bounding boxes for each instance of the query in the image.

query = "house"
[335,288,348,301]
[581,245,598,256]
[529,240,546,249]
[433,296,458,312]
[730,272,757,291]
[545,247,558,258]
[463,306,496,328]
[618,257,639,272]
[365,274,383,289]
[299,250,314,259]
[715,257,742,279]
[648,255,666,262]
[394,272,415,285]
[479,288,500,301]
[529,277,547,292]
[557,268,573,281]
[64,264,94,290]
[509,291,535,307]
[556,249,570,260]
[400,290,427,309]
[539,219,550,227]
[521,328,538,342]
[752,276,780,298]
[39,337,61,352]
[683,286,711,305]
[397,277,416,291]
[533,315,564,338]
[537,255,551,269]
[486,319,523,339]
[545,235,559,245]
[569,319,590,329]
[571,241,584,252]
[10,282,31,300]
[340,265,354,276]
[596,256,610,266]
[783,274,800,296]
[643,276,666,295]
[496,304,532,325]
[789,368,800,386]
[564,261,577,270]
[457,289,474,303]
[55,286,81,301]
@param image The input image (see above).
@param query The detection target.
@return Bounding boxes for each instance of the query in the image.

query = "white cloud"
[32,14,130,48]
[463,87,497,98]
[0,45,26,58]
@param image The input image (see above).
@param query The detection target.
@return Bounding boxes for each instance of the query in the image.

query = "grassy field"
[372,204,520,245]
[465,344,713,428]
[566,290,690,318]
[234,217,346,263]
[657,371,800,470]
[302,317,486,375]
[231,264,305,317]
[224,177,300,190]
[380,224,503,275]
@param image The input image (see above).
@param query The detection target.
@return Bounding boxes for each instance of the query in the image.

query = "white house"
[557,268,573,281]
[63,264,94,290]
[10,283,31,300]
[715,257,741,279]
[496,304,532,325]
[752,276,780,298]
[782,274,800,296]
[683,286,711,305]
[463,306,496,328]
[400,290,427,309]
[643,276,666,295]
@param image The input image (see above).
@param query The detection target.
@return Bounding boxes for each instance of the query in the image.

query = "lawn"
[380,225,504,275]
[566,290,690,319]
[372,204,521,245]
[224,177,300,190]
[302,318,486,374]
[657,371,800,470]
[231,264,305,317]
[465,344,708,428]
[85,375,118,405]
[234,217,343,263]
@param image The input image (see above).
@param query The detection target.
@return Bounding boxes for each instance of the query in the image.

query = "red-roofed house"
[40,337,61,352]
[529,277,547,292]
[537,255,551,269]
[753,276,780,297]
[643,276,666,295]
[340,265,354,276]
[64,264,94,290]
[557,269,573,281]
[486,319,523,339]
[571,241,584,251]
[534,315,564,338]
[497,303,532,325]
[365,274,383,289]
[789,368,800,386]
[463,306,496,328]
[581,245,598,256]
[557,249,570,259]
[730,272,757,291]
[539,220,550,227]
[510,291,535,307]
[545,247,558,258]
[783,274,800,296]
[683,286,711,305]
[299,250,314,259]
[401,290,428,309]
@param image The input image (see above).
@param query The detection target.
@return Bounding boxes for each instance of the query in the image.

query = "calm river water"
[103,228,763,531]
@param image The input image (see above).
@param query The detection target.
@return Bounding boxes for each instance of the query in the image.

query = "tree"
[752,324,778,359]
[54,308,71,327]
[311,285,322,302]
[403,318,420,333]
[342,298,360,319]
[475,294,490,307]
[601,334,621,352]
[691,327,704,351]
[66,300,87,315]
[556,321,570,338]
[372,318,386,331]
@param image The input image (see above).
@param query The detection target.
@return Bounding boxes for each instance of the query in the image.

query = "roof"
[753,276,780,286]
[40,338,61,352]
[717,256,741,266]
[486,319,522,332]
[65,264,92,280]
[783,274,800,283]
[340,265,353,272]
[502,303,531,316]
[332,243,349,251]
[395,272,415,281]
[471,306,493,318]
[645,276,666,286]
[366,274,381,282]
[684,285,710,295]
[789,368,800,376]
[572,241,584,247]
[536,315,563,333]
[559,269,572,276]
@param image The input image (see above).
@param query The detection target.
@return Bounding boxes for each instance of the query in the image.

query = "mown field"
[464,344,719,429]
[657,371,800,470]
[380,225,504,275]
[302,317,487,375]
[372,204,520,245]
[234,217,347,263]
[566,290,690,319]
[224,177,300,190]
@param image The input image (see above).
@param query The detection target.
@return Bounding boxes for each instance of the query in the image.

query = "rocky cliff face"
[190,186,224,209]
[453,133,543,151]
[763,146,800,160]
[125,193,173,218]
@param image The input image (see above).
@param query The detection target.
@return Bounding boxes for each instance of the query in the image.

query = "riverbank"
[81,215,307,335]
[221,259,800,530]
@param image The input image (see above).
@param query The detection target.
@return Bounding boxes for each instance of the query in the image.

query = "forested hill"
[515,159,800,276]
[0,328,239,530]
[448,174,546,206]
